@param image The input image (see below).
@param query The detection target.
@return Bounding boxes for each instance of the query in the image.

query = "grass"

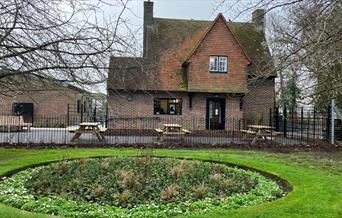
[0,148,341,218]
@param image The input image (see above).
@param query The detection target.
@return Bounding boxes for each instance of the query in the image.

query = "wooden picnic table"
[155,124,190,141]
[71,122,107,142]
[241,125,278,144]
[0,115,31,131]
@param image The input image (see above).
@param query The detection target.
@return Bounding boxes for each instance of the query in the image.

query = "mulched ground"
[0,141,341,153]
[104,129,244,137]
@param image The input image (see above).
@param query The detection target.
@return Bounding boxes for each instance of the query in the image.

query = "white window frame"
[209,56,219,72]
[209,56,228,73]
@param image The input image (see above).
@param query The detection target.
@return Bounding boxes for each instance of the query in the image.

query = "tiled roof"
[108,16,275,92]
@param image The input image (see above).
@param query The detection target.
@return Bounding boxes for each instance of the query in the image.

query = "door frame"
[206,98,226,130]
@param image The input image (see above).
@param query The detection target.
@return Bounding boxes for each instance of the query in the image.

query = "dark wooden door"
[206,98,225,130]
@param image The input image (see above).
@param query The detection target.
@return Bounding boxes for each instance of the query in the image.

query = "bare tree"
[214,0,342,109]
[0,0,134,93]
[268,0,341,109]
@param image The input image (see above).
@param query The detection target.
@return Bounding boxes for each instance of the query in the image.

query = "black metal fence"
[273,107,331,143]
[0,107,338,146]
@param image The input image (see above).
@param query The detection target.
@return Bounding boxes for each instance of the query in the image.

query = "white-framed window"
[209,56,228,73]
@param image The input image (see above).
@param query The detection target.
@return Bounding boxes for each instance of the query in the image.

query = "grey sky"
[122,0,257,26]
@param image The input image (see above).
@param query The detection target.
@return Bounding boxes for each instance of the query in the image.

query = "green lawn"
[0,148,341,218]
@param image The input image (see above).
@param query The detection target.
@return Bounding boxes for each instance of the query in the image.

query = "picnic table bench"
[155,124,191,142]
[70,122,107,142]
[0,115,32,131]
[241,125,280,144]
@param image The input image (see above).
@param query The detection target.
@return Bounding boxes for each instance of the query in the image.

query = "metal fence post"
[300,107,303,142]
[327,105,331,142]
[270,108,273,143]
[331,99,335,144]
[275,107,279,132]
[67,104,70,126]
[232,117,235,143]
[80,103,84,123]
[93,106,97,122]
[283,106,287,138]
[313,108,316,139]
[105,102,109,128]
[269,108,272,127]
[17,115,20,144]
[291,107,294,138]
[307,110,310,143]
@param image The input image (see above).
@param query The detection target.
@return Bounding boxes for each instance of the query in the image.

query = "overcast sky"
[120,0,259,28]
[125,0,254,21]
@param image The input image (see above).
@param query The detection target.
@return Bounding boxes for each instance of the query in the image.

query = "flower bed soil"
[0,141,340,152]
[104,129,244,137]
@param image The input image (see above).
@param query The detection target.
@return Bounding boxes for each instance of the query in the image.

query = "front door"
[206,98,225,130]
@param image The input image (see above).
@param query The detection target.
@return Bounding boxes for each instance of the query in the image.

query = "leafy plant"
[115,190,131,207]
[210,173,223,182]
[193,182,207,200]
[117,170,139,190]
[221,179,231,191]
[170,165,184,179]
[94,186,105,198]
[161,184,180,201]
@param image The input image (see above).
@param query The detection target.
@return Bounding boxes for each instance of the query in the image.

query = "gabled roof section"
[108,15,275,92]
[183,13,252,65]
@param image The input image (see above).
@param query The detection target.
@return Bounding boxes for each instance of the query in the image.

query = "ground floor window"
[154,98,182,115]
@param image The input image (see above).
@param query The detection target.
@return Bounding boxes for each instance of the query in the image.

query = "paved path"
[0,128,304,145]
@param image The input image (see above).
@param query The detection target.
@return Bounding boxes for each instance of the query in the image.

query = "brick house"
[0,75,92,124]
[107,1,276,130]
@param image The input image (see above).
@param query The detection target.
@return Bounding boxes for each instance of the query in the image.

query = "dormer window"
[209,56,228,73]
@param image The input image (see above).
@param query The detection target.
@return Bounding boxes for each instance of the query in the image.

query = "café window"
[209,56,228,73]
[154,98,182,115]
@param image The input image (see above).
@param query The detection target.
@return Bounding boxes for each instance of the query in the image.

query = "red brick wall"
[187,16,249,92]
[243,78,275,124]
[107,91,242,130]
[0,90,86,117]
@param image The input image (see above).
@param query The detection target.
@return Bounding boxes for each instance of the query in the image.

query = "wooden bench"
[69,126,107,133]
[0,115,32,131]
[240,130,257,134]
[181,128,191,134]
[71,122,107,142]
[155,128,163,134]
[242,125,279,144]
[155,125,191,142]
[260,131,281,138]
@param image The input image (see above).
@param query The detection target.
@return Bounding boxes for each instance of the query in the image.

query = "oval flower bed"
[0,157,283,217]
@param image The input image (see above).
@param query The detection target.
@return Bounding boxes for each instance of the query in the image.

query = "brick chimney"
[252,9,265,32]
[143,0,154,57]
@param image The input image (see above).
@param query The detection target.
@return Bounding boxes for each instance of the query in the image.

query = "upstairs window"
[209,56,228,73]
[154,98,182,115]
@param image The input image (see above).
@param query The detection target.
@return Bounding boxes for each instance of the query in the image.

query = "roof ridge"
[154,17,211,22]
[154,17,250,25]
